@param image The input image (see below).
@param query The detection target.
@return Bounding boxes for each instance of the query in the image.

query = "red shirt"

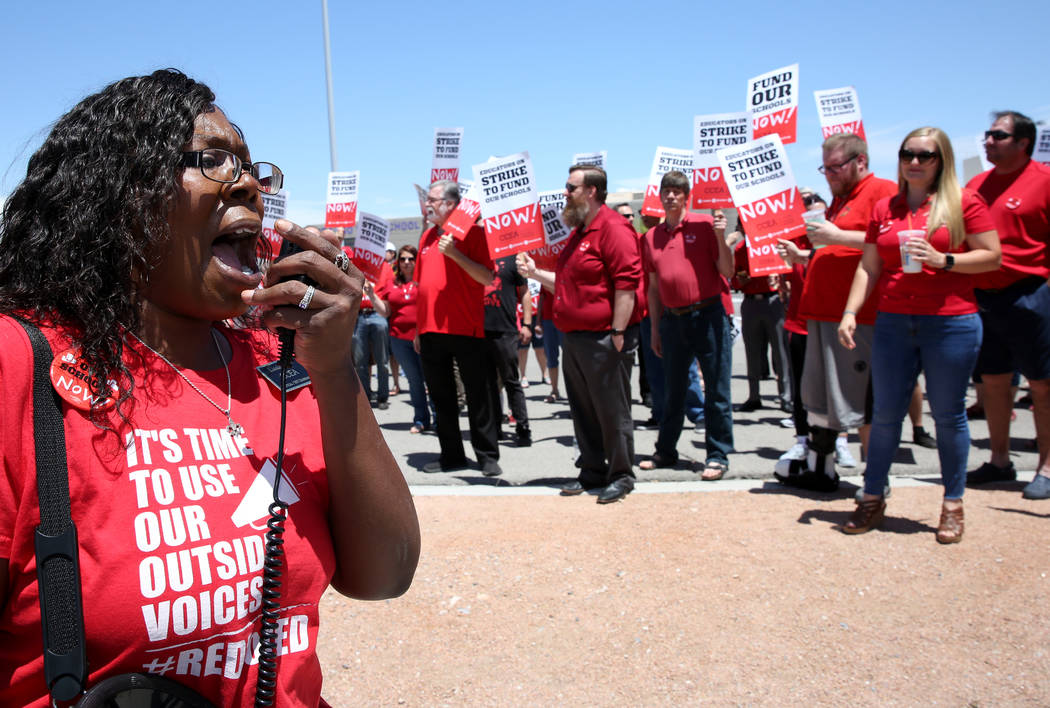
[798,173,898,324]
[553,205,643,332]
[866,189,994,315]
[642,212,729,309]
[376,279,420,340]
[731,240,778,294]
[0,320,334,707]
[415,224,494,337]
[967,159,1050,290]
[783,262,808,335]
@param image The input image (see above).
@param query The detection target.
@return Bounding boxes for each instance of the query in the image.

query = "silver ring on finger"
[334,251,350,273]
[298,285,316,310]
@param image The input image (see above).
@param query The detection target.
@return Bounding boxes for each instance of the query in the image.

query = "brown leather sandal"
[842,497,886,534]
[936,504,964,544]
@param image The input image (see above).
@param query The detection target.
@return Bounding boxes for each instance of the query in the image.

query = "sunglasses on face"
[985,130,1013,141]
[802,195,818,206]
[898,149,939,164]
[399,256,416,263]
[565,182,583,193]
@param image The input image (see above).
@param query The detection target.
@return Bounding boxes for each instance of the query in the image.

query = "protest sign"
[325,170,359,228]
[813,86,865,140]
[748,63,799,144]
[1034,126,1050,166]
[473,151,545,258]
[572,151,607,170]
[693,112,751,210]
[431,127,463,182]
[259,189,287,259]
[441,183,483,241]
[353,212,390,281]
[641,146,693,218]
[716,134,803,276]
[532,190,572,270]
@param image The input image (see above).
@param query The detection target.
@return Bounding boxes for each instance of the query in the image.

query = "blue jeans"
[641,316,704,424]
[656,304,734,464]
[352,311,389,402]
[864,312,982,499]
[390,336,431,429]
[541,317,562,368]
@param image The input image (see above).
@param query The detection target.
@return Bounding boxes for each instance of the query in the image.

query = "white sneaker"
[779,440,808,462]
[835,438,858,468]
[779,417,794,428]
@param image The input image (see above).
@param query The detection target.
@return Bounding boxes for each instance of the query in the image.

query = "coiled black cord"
[253,330,295,707]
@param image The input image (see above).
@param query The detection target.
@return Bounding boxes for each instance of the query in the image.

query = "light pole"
[321,0,338,172]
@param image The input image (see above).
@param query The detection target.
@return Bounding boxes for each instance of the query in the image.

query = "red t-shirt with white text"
[0,319,335,707]
[866,189,994,315]
[376,280,420,340]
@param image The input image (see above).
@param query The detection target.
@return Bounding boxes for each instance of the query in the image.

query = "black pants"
[419,332,500,466]
[485,330,529,428]
[561,327,638,486]
[788,330,809,436]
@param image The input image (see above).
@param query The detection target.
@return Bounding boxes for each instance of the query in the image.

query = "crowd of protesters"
[352,109,1050,543]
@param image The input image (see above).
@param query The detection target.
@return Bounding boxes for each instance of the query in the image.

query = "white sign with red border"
[325,170,359,228]
[572,151,607,170]
[431,127,463,183]
[474,151,544,258]
[353,212,389,281]
[441,183,483,242]
[716,134,804,275]
[1034,126,1050,166]
[748,63,799,144]
[813,86,865,140]
[641,146,693,218]
[260,189,287,260]
[693,112,750,210]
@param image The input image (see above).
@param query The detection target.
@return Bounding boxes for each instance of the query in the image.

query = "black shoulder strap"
[17,319,88,702]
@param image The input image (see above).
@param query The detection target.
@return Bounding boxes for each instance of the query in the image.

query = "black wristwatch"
[943,254,955,271]
[610,328,625,336]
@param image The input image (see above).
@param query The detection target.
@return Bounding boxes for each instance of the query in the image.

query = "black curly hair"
[0,68,220,419]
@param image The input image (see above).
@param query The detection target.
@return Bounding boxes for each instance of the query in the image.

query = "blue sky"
[2,1,1048,227]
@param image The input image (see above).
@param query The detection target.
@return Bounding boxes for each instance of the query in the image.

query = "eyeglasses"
[181,149,282,194]
[424,196,450,204]
[898,149,939,164]
[985,130,1014,141]
[620,213,635,219]
[817,154,859,175]
[399,256,416,263]
[565,182,583,193]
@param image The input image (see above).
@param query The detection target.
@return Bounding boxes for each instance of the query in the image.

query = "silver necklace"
[128,328,245,439]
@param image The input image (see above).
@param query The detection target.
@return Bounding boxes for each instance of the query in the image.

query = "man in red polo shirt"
[775,134,897,492]
[966,110,1050,500]
[518,165,642,503]
[638,170,734,479]
[415,180,501,476]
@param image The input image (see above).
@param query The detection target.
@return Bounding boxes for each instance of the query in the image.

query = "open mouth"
[212,225,261,276]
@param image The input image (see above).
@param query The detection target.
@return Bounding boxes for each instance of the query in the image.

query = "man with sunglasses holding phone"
[775,134,896,492]
[966,111,1050,500]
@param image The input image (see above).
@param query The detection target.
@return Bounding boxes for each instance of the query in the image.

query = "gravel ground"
[316,484,1049,706]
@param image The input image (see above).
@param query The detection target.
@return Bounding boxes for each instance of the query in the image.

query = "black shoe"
[642,393,653,408]
[376,400,390,410]
[912,426,936,449]
[966,461,1016,486]
[596,477,634,504]
[516,426,532,447]
[635,417,660,430]
[422,459,468,474]
[560,480,588,496]
[481,459,503,477]
[774,464,840,493]
[735,399,762,413]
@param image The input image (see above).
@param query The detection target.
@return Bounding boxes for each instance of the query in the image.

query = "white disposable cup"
[898,229,926,273]
[802,208,826,223]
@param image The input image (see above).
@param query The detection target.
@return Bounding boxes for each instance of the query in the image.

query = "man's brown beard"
[562,199,588,228]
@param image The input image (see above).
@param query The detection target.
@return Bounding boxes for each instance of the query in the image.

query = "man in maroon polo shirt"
[966,110,1050,500]
[639,170,734,480]
[415,180,502,477]
[774,134,897,492]
[518,165,642,503]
